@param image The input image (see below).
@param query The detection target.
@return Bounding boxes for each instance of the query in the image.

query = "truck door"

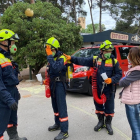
[117,47,130,76]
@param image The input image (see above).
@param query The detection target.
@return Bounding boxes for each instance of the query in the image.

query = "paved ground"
[3,68,132,140]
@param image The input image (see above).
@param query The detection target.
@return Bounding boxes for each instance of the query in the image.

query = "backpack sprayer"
[66,60,73,87]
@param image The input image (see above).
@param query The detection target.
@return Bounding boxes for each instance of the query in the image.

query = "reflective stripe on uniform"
[105,64,113,67]
[59,117,68,122]
[54,113,59,116]
[95,110,104,114]
[0,136,4,140]
[7,124,14,128]
[93,56,118,67]
[105,113,114,117]
[105,59,117,67]
[1,62,12,68]
[0,53,12,68]
[97,62,101,65]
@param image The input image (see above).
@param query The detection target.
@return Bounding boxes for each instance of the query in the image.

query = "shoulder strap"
[112,58,115,76]
[56,52,63,61]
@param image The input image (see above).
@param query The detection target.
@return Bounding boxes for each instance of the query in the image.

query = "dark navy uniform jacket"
[71,54,122,96]
[0,48,19,107]
[47,51,67,79]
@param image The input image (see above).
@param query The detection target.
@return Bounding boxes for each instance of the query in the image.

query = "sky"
[84,1,116,30]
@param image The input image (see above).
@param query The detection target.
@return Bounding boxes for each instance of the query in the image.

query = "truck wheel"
[88,83,92,96]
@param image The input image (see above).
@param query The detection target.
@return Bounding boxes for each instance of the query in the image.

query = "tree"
[30,0,35,3]
[38,0,87,25]
[96,0,109,32]
[69,0,87,25]
[1,1,83,75]
[81,23,106,34]
[107,0,140,34]
[87,0,109,33]
[115,20,138,34]
[87,0,95,34]
[0,0,32,14]
[0,0,87,25]
[54,0,87,25]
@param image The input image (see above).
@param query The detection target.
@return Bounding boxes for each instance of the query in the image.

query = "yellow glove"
[46,45,52,56]
[104,78,112,84]
[63,53,71,61]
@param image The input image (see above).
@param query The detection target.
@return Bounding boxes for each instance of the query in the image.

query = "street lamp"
[25,8,34,80]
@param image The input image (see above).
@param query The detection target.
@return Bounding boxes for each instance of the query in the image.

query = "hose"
[92,67,107,104]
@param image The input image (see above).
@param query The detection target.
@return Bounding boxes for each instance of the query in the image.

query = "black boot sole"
[105,126,113,135]
[48,127,60,132]
[107,130,113,135]
[54,134,69,140]
[94,125,105,132]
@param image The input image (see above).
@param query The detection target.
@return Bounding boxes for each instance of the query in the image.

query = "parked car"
[66,45,136,95]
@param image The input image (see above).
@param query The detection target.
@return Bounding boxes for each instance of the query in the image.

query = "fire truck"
[66,30,140,95]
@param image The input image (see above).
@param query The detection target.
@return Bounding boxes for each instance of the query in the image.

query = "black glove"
[9,102,18,111]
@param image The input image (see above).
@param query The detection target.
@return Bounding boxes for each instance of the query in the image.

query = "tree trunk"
[73,0,77,26]
[67,6,71,23]
[99,0,102,32]
[137,21,140,34]
[33,63,45,76]
[30,0,35,4]
[11,0,14,4]
[88,0,95,34]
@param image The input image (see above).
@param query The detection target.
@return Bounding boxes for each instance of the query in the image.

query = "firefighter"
[64,40,122,135]
[0,29,27,140]
[44,37,69,140]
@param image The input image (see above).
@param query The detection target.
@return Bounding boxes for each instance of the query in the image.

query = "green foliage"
[107,0,140,33]
[0,0,87,26]
[68,0,87,23]
[81,23,106,34]
[1,1,83,74]
[115,20,138,34]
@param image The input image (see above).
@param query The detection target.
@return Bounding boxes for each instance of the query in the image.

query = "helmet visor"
[10,33,19,41]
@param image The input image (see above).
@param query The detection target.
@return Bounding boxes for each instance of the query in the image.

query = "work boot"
[105,116,113,135]
[48,124,60,131]
[54,132,69,140]
[6,126,27,140]
[94,113,105,131]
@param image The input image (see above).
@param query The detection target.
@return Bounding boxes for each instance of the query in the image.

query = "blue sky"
[84,1,116,30]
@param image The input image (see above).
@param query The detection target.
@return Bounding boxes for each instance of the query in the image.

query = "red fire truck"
[66,30,140,95]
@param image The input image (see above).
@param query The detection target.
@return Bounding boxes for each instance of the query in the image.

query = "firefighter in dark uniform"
[0,29,27,140]
[64,40,122,135]
[45,37,69,140]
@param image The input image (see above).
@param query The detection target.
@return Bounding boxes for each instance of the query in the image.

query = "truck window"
[119,47,130,59]
[73,48,100,57]
[112,48,116,58]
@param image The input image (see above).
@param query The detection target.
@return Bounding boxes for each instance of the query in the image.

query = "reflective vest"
[0,53,19,86]
[0,53,12,68]
[93,56,117,67]
[54,55,67,64]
